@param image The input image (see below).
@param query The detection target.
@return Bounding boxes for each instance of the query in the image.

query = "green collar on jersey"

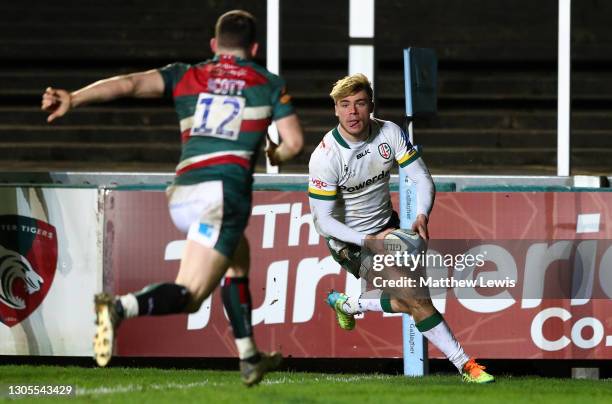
[332,127,351,149]
[333,121,380,149]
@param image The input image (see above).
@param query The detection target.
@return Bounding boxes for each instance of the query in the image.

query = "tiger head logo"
[0,215,57,327]
[0,245,44,310]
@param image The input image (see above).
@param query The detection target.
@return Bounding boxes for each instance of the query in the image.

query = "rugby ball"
[383,229,426,255]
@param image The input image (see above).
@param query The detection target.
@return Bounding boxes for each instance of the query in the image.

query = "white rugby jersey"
[308,118,424,237]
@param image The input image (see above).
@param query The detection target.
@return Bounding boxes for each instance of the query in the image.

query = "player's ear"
[334,103,339,117]
[210,38,217,53]
[249,42,259,58]
[368,101,374,114]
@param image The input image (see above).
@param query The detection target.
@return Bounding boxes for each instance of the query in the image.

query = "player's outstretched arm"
[266,114,304,165]
[41,69,165,123]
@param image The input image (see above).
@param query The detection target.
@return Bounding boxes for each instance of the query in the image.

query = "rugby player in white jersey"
[308,73,494,383]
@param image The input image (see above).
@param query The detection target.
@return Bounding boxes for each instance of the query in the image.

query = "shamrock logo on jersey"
[378,143,392,159]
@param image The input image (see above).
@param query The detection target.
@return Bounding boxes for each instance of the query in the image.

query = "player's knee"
[407,298,437,322]
[416,297,435,310]
[391,297,413,314]
[392,296,432,314]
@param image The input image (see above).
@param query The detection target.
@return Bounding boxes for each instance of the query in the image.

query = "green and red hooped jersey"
[159,55,294,187]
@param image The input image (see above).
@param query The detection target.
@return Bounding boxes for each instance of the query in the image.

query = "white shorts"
[167,181,224,250]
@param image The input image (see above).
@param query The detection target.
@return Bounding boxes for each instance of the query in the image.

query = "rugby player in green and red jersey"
[41,10,304,386]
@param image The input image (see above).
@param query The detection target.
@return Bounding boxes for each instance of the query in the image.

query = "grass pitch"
[0,365,610,403]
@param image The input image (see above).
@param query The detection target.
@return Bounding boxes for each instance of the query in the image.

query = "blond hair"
[329,73,373,103]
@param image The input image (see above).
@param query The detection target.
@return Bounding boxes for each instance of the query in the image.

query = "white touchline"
[77,381,214,396]
[261,374,393,385]
[76,374,395,394]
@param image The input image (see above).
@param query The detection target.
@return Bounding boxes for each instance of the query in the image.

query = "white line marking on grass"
[261,374,393,385]
[324,375,393,382]
[78,373,397,394]
[77,380,215,396]
[261,376,292,385]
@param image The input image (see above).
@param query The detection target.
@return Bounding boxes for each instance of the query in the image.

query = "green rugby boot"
[327,290,355,331]
[462,358,495,383]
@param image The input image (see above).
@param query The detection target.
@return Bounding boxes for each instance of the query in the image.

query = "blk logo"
[356,149,371,159]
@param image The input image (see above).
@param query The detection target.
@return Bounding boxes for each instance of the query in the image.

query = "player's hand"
[265,133,281,166]
[363,227,395,255]
[41,87,72,123]
[411,214,429,240]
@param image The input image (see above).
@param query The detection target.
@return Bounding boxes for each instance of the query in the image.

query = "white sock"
[235,337,258,360]
[342,290,385,314]
[119,294,139,319]
[356,297,384,312]
[422,320,469,372]
[342,295,361,314]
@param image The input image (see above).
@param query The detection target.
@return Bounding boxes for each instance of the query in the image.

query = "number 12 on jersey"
[191,93,245,141]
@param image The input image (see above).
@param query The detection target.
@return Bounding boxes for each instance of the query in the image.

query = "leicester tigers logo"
[0,246,43,309]
[0,215,57,327]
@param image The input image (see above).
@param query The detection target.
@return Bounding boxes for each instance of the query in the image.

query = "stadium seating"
[1,0,611,174]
